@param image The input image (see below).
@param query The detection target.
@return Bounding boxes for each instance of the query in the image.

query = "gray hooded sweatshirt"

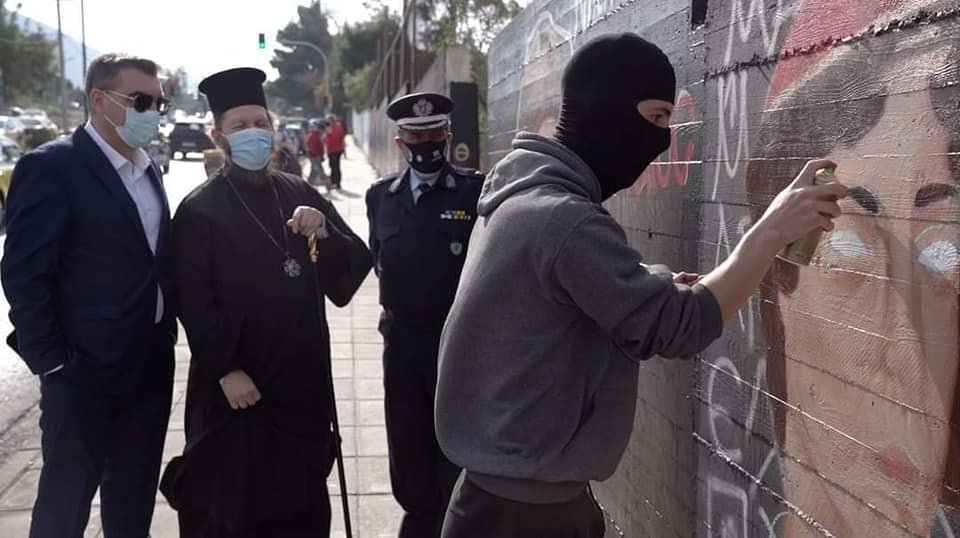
[435,133,723,503]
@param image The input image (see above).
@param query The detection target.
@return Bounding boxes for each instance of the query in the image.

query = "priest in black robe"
[160,67,372,538]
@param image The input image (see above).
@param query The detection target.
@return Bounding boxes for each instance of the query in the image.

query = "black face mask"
[555,33,677,200]
[403,140,447,174]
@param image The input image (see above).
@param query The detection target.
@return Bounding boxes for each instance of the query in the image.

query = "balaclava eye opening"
[555,33,677,200]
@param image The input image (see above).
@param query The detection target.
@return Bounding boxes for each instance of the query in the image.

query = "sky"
[14,0,406,89]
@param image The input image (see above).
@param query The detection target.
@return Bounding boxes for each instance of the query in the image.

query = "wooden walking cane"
[309,233,354,538]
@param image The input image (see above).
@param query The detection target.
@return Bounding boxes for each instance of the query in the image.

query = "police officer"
[365,92,483,538]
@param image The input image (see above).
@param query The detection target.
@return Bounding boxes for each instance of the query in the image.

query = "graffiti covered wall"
[486,0,960,536]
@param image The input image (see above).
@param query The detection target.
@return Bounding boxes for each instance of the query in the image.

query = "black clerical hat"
[198,67,268,116]
[387,92,453,131]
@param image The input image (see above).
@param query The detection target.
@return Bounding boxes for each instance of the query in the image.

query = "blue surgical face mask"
[226,128,274,171]
[104,93,160,148]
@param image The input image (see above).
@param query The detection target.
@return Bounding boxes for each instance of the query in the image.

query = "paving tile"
[329,495,360,538]
[150,502,179,536]
[330,343,353,360]
[357,456,392,494]
[352,328,382,344]
[356,401,386,426]
[357,494,403,538]
[0,449,39,493]
[339,426,357,458]
[168,403,186,430]
[0,510,32,537]
[355,360,383,380]
[352,316,380,330]
[162,431,186,461]
[334,378,355,401]
[354,343,383,360]
[0,468,40,510]
[357,426,389,457]
[332,359,354,379]
[327,456,358,496]
[335,399,356,427]
[330,328,352,343]
[355,379,384,401]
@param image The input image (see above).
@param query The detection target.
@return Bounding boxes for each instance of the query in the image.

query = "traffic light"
[258,33,266,50]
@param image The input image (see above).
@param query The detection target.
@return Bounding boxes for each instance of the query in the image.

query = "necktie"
[415,182,435,204]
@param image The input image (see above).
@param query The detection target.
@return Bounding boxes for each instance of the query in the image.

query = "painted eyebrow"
[849,186,881,214]
[915,183,959,207]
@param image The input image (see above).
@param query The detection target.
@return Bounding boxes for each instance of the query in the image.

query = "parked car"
[21,108,54,126]
[0,136,23,229]
[18,117,58,150]
[0,116,26,147]
[147,132,171,174]
[169,121,215,159]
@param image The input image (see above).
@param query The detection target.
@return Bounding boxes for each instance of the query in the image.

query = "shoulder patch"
[369,173,400,191]
[452,165,485,181]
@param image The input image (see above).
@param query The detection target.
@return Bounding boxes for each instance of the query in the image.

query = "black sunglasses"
[107,90,171,115]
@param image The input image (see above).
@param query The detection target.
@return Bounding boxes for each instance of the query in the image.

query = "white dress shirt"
[84,123,165,322]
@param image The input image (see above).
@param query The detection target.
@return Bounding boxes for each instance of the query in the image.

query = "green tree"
[267,0,334,115]
[332,13,400,110]
[0,0,56,105]
[415,0,521,53]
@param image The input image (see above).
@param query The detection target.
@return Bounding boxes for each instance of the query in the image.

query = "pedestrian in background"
[1,53,176,538]
[160,67,372,537]
[307,119,327,187]
[436,33,848,538]
[365,92,484,538]
[325,113,346,190]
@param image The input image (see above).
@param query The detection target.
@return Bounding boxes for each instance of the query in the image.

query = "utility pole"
[81,0,88,121]
[56,0,68,130]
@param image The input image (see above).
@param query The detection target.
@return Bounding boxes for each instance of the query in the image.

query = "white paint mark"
[707,356,744,462]
[825,229,869,258]
[918,240,959,274]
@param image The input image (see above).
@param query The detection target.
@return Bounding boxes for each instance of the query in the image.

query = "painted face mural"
[744,4,960,536]
[486,0,959,536]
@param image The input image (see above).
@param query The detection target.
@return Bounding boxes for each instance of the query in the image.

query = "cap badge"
[413,98,434,117]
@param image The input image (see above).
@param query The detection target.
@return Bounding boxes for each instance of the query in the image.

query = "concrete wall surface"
[487,1,960,536]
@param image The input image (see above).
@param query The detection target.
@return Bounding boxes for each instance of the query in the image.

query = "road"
[0,157,208,443]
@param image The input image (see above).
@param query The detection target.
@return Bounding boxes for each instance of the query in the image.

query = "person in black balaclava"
[555,32,677,199]
[436,32,847,538]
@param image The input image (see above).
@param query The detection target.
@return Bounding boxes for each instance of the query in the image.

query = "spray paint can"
[777,165,837,266]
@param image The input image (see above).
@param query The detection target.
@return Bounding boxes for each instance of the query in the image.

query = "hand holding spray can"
[776,165,838,266]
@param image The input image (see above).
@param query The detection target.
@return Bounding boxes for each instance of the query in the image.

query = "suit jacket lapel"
[74,128,152,254]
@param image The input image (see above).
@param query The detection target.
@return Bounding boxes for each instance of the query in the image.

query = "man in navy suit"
[1,53,176,538]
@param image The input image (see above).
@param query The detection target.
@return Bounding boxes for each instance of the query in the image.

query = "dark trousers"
[30,347,174,538]
[328,151,343,187]
[381,314,461,538]
[440,473,606,538]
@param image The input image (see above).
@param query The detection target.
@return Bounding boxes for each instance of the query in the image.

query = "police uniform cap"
[387,92,453,132]
[199,67,268,116]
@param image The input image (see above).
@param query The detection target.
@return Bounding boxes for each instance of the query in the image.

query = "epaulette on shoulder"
[370,173,401,189]
[451,165,485,181]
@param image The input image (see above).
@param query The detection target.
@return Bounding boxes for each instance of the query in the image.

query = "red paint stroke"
[630,90,698,197]
[878,445,920,486]
[768,0,909,102]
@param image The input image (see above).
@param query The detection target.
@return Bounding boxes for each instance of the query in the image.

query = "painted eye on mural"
[915,225,960,277]
[822,229,871,259]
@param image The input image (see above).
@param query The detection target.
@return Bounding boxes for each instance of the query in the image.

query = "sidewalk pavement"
[0,137,404,537]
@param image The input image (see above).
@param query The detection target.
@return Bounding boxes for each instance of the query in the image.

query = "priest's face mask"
[212,105,274,167]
